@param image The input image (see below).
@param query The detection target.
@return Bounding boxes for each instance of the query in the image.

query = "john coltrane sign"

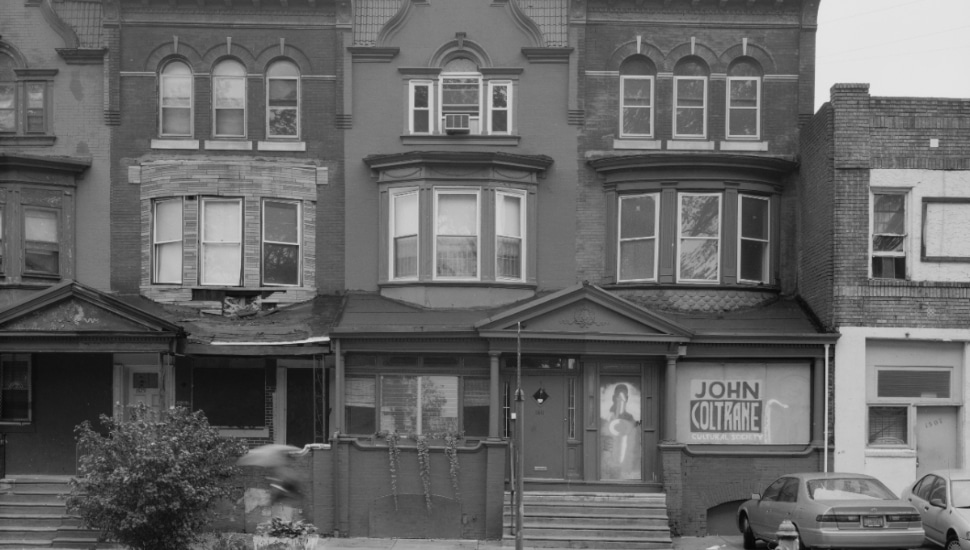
[690,380,763,437]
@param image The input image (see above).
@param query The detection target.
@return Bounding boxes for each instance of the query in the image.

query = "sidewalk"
[313,535,745,550]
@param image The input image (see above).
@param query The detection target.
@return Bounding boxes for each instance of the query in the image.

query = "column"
[489,351,501,439]
[664,354,677,441]
[334,341,345,435]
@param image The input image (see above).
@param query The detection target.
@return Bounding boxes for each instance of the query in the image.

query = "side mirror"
[930,498,946,508]
[752,493,762,500]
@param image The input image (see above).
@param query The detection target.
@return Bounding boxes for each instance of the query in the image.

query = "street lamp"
[515,321,525,550]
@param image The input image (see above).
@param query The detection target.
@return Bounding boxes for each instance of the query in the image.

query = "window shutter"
[877,369,950,399]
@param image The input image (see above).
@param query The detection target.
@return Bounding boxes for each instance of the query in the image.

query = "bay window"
[435,190,479,279]
[391,190,419,279]
[159,60,192,137]
[678,193,721,282]
[617,193,658,282]
[262,200,301,286]
[23,207,59,276]
[266,60,300,139]
[200,198,242,286]
[152,198,183,284]
[212,59,246,138]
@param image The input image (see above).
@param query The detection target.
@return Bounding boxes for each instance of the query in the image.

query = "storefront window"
[599,377,641,480]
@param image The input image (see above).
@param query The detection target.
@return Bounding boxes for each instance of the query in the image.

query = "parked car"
[902,469,970,550]
[737,472,925,549]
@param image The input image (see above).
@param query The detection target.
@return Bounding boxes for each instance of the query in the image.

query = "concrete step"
[0,525,59,541]
[503,515,671,529]
[0,514,68,528]
[0,492,69,504]
[505,503,668,517]
[501,534,672,549]
[0,503,66,515]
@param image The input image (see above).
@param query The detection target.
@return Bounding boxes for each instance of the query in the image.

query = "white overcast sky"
[814,0,970,111]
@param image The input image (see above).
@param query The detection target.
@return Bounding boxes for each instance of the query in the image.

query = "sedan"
[902,469,970,550]
[737,472,925,549]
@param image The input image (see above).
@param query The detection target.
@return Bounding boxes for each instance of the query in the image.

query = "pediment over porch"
[0,281,182,352]
[475,283,692,344]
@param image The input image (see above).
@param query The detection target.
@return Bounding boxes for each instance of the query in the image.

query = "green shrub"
[256,517,318,538]
[68,404,249,550]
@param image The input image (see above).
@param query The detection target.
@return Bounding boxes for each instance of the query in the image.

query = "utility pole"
[515,321,525,550]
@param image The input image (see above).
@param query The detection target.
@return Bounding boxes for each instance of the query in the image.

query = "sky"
[814,0,970,111]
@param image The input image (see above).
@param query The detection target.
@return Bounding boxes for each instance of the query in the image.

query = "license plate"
[863,516,884,528]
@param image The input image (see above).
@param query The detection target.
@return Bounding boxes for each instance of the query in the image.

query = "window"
[0,54,51,137]
[738,195,769,283]
[673,57,709,139]
[345,373,488,436]
[406,56,517,137]
[434,189,479,279]
[212,59,246,138]
[390,190,419,280]
[23,207,58,276]
[0,354,31,422]
[152,198,183,284]
[487,81,511,135]
[617,193,658,282]
[266,60,300,139]
[726,58,762,139]
[678,193,721,282]
[262,200,301,286]
[922,198,970,262]
[193,362,265,428]
[159,60,193,137]
[871,192,906,279]
[496,190,525,280]
[868,406,908,446]
[760,477,787,502]
[619,56,655,138]
[200,198,242,286]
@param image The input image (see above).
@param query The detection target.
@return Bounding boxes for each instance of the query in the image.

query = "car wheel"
[740,514,757,550]
[946,537,962,550]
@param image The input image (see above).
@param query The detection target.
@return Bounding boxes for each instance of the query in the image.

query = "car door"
[771,478,801,529]
[910,474,947,544]
[751,478,788,538]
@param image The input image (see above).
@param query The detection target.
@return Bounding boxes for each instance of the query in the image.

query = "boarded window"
[193,366,264,428]
[877,369,950,399]
[922,199,970,261]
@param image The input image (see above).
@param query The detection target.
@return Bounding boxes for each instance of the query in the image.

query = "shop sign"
[690,379,763,442]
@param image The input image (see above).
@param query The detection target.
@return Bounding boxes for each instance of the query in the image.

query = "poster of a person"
[600,382,641,480]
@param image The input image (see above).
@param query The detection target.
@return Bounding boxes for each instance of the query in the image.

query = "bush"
[68,404,249,550]
[256,518,318,538]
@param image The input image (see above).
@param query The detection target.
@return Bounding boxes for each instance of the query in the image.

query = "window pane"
[498,194,521,237]
[381,376,419,433]
[869,406,907,445]
[463,377,490,437]
[622,107,651,136]
[436,236,477,277]
[263,243,299,285]
[394,235,418,278]
[872,256,905,279]
[161,76,192,106]
[497,236,521,279]
[620,239,655,281]
[204,201,241,242]
[25,209,58,243]
[215,78,245,107]
[437,194,477,235]
[268,108,297,136]
[676,108,704,135]
[623,78,651,106]
[874,195,905,233]
[269,79,298,106]
[680,239,718,281]
[155,242,182,283]
[873,235,904,252]
[422,376,459,433]
[412,109,429,133]
[681,195,720,237]
[0,85,14,109]
[264,202,298,244]
[620,195,655,239]
[162,108,191,135]
[154,200,182,243]
[413,85,429,109]
[677,79,705,103]
[0,84,14,132]
[730,79,758,104]
[491,111,508,133]
[741,197,768,239]
[739,240,767,282]
[346,376,376,434]
[202,244,241,285]
[491,85,508,109]
[729,109,757,137]
[26,83,44,109]
[215,109,244,136]
[442,78,479,110]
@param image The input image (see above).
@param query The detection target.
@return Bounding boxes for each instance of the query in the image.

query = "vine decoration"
[374,430,465,513]
[414,435,433,511]
[376,431,402,510]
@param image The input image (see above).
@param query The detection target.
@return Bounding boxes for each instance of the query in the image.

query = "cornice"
[363,150,555,174]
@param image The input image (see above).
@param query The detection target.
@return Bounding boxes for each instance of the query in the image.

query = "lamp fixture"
[532,385,549,405]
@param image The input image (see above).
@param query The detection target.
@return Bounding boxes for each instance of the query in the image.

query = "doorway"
[520,375,566,479]
[916,406,958,476]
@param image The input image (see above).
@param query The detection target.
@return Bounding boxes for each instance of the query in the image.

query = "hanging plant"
[414,434,433,511]
[376,431,402,510]
[443,431,463,504]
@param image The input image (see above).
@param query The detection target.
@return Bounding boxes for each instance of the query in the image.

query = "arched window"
[0,54,16,133]
[619,55,656,138]
[726,58,763,139]
[266,60,300,139]
[440,57,482,134]
[673,57,709,139]
[212,59,246,138]
[159,60,193,137]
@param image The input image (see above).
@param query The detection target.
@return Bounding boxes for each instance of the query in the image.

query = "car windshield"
[952,480,970,508]
[807,478,897,501]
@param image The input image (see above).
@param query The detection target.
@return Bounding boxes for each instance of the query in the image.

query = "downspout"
[824,343,830,472]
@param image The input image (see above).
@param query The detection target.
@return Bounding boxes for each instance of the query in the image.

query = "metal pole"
[823,343,830,473]
[515,321,525,550]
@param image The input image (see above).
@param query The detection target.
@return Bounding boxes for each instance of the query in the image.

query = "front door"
[521,375,565,479]
[916,406,958,476]
[599,375,643,481]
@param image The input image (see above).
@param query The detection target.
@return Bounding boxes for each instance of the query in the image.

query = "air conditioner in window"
[444,114,470,135]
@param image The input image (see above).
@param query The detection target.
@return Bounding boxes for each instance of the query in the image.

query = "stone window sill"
[151,139,199,150]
